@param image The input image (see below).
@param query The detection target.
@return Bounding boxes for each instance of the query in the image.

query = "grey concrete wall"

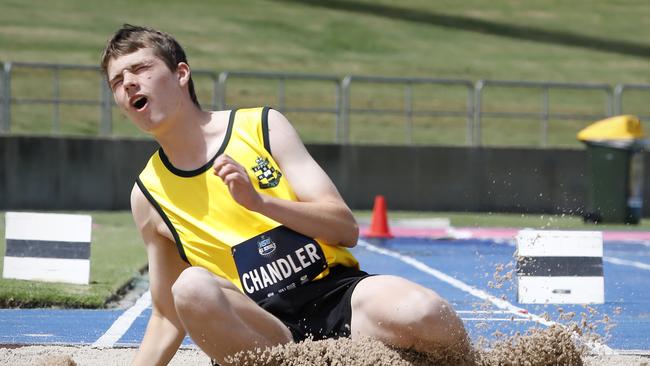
[0,136,157,210]
[308,145,587,214]
[0,136,639,215]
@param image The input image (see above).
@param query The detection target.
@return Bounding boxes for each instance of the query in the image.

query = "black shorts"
[256,265,372,342]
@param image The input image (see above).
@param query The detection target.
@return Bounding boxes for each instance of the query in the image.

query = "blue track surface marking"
[0,309,121,345]
[111,308,151,347]
[354,238,650,352]
[1,237,648,354]
[113,307,194,347]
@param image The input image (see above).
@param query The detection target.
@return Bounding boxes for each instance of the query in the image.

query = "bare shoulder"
[266,109,308,161]
[130,184,155,232]
[267,108,293,128]
[266,109,345,202]
[130,184,173,242]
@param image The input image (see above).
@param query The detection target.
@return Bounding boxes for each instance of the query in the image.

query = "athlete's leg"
[350,275,468,352]
[171,266,293,364]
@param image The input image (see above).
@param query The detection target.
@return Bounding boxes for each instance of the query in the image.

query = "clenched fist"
[213,154,263,211]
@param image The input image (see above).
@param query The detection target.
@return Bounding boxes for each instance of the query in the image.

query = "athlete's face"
[107,47,190,133]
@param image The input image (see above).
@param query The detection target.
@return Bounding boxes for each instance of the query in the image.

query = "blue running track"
[1,237,648,354]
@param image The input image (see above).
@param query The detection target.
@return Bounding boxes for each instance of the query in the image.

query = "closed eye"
[108,60,153,90]
[110,77,123,90]
[133,64,150,74]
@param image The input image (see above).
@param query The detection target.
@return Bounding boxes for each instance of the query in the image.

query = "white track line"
[92,290,151,348]
[457,310,518,314]
[358,239,615,355]
[461,318,534,322]
[604,256,650,271]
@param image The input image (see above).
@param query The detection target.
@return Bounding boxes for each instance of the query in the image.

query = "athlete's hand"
[213,154,263,211]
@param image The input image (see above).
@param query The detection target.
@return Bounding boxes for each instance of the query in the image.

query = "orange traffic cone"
[365,195,393,238]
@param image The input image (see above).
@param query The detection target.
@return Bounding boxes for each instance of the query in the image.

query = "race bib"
[232,226,327,301]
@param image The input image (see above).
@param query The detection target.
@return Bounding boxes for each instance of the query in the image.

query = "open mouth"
[132,96,148,110]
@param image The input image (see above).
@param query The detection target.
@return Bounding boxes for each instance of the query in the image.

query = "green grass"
[1,0,649,145]
[0,211,146,308]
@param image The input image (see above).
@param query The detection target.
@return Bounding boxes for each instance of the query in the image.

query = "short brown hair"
[101,24,200,108]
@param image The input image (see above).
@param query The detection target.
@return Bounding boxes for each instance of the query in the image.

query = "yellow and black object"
[577,115,646,224]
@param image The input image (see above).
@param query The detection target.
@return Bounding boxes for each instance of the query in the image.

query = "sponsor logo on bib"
[257,235,276,256]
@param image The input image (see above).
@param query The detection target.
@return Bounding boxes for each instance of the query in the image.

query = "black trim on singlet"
[158,109,238,177]
[261,106,272,155]
[135,178,189,264]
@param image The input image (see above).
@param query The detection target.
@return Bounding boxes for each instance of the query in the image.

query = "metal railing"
[2,61,649,147]
[217,71,342,140]
[474,80,614,147]
[192,70,220,110]
[614,84,650,120]
[1,63,9,133]
[1,62,112,135]
[340,75,474,144]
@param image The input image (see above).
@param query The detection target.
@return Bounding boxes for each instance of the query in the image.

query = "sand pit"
[2,335,648,366]
[225,325,647,366]
[0,346,208,366]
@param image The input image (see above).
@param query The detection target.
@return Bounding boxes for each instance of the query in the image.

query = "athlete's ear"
[176,62,191,87]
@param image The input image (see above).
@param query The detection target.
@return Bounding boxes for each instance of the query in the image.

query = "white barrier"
[3,212,92,285]
[516,229,604,304]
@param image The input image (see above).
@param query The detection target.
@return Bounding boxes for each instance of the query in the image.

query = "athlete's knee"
[393,288,440,322]
[398,289,464,343]
[416,293,466,346]
[419,293,456,325]
[172,267,227,313]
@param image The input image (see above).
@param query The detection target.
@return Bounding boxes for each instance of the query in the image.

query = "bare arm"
[213,109,358,247]
[130,185,189,366]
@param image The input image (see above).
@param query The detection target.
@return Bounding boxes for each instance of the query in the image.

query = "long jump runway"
[1,229,649,355]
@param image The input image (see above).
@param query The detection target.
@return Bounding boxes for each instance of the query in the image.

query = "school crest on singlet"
[252,156,282,189]
[232,226,327,301]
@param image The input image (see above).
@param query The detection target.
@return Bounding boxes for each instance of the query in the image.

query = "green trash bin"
[577,115,646,224]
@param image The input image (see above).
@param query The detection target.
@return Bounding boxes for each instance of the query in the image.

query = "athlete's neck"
[154,107,228,171]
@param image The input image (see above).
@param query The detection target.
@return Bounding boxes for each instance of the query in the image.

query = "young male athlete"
[101,24,468,365]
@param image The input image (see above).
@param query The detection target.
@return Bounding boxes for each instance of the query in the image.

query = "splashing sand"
[224,325,581,366]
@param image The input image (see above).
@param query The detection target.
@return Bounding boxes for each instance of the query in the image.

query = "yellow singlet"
[136,107,359,300]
